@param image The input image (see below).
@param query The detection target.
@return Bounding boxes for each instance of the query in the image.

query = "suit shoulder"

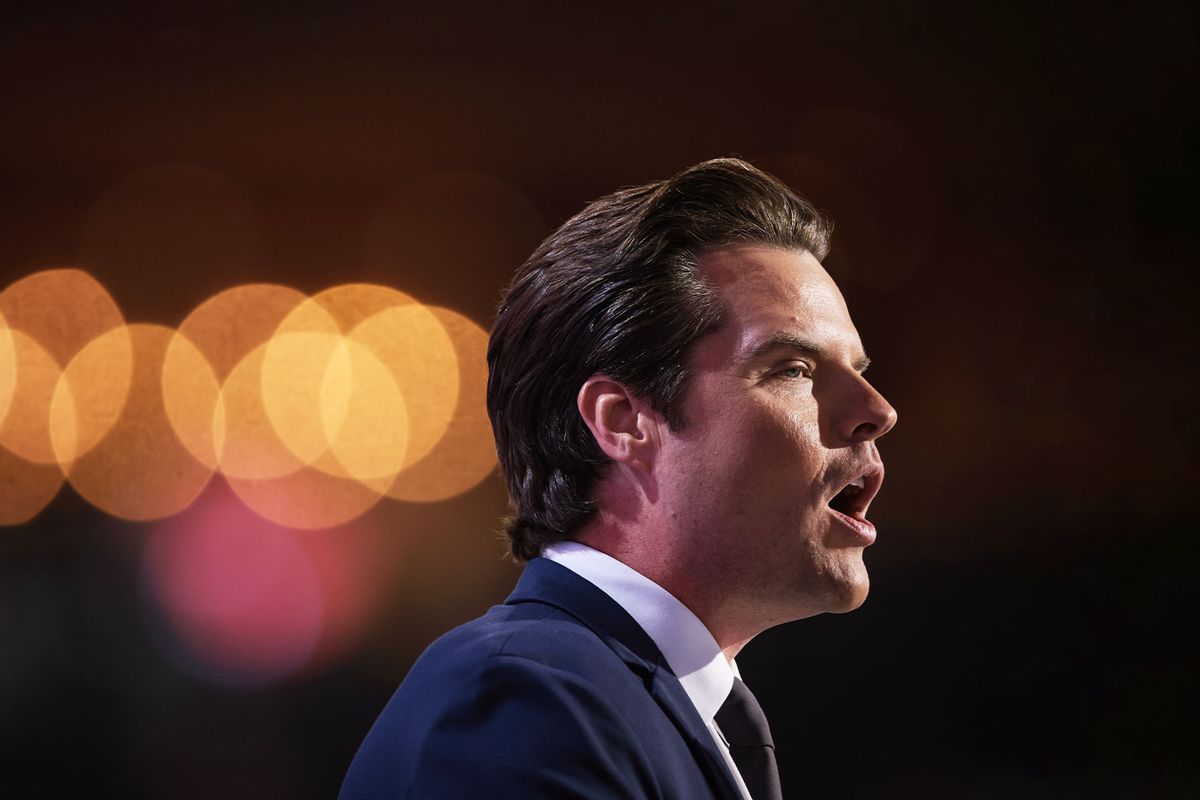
[418,601,638,684]
[340,605,663,799]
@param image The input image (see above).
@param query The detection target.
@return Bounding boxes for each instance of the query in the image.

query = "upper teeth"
[849,476,865,489]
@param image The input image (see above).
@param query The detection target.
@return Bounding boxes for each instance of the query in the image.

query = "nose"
[829,372,898,446]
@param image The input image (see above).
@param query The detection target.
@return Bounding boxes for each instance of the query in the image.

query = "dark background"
[2,2,1197,797]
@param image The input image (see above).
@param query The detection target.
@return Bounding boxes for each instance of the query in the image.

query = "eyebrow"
[742,331,872,374]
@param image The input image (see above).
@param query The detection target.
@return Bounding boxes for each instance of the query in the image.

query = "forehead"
[695,245,863,365]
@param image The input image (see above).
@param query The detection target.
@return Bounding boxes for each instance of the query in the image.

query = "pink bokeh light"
[140,479,383,687]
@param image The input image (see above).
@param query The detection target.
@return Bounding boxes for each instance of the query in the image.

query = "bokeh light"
[239,327,412,484]
[0,310,14,428]
[0,268,126,367]
[64,324,215,521]
[316,335,410,483]
[49,324,134,467]
[142,486,325,687]
[160,331,223,470]
[260,328,367,471]
[0,267,498,527]
[387,307,496,502]
[260,284,454,482]
[141,481,387,687]
[216,342,311,481]
[0,268,126,470]
[226,466,388,531]
[346,302,458,471]
[164,283,309,469]
[0,328,62,465]
[172,283,309,380]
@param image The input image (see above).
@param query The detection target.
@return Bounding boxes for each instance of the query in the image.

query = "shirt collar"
[541,541,737,723]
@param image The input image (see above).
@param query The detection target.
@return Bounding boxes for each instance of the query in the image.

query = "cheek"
[702,420,829,532]
[745,410,826,481]
[667,399,826,501]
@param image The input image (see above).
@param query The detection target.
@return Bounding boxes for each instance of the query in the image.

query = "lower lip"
[828,508,877,545]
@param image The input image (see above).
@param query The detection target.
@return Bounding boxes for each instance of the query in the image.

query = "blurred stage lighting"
[140,483,383,687]
[0,270,498,528]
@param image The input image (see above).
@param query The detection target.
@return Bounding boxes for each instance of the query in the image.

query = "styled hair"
[487,158,832,561]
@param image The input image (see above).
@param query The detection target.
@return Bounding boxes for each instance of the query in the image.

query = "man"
[340,158,897,799]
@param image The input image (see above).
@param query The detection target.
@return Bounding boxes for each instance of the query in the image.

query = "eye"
[775,363,811,380]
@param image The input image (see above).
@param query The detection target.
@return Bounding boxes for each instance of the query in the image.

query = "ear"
[577,376,659,473]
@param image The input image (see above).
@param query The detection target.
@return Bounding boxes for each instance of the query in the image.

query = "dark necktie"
[714,677,783,800]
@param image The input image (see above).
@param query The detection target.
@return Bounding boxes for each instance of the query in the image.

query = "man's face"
[656,245,897,626]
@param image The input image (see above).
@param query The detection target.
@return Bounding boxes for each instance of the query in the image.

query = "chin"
[828,572,871,614]
[787,574,870,619]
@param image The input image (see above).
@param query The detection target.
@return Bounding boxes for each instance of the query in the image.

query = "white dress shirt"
[542,541,754,800]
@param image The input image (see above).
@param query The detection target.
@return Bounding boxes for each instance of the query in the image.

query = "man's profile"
[340,158,897,799]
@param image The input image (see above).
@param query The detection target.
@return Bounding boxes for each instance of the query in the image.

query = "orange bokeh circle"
[65,324,215,521]
[49,325,134,467]
[259,284,457,483]
[0,311,14,429]
[0,329,62,465]
[386,307,496,502]
[163,283,309,470]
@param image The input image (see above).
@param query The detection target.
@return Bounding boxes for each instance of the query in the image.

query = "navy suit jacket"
[339,557,745,799]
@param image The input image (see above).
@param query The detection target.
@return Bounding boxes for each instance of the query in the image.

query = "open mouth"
[827,466,883,521]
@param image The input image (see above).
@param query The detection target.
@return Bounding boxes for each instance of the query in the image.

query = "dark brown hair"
[487,158,832,561]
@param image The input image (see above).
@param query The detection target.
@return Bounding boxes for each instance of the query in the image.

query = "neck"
[575,514,768,658]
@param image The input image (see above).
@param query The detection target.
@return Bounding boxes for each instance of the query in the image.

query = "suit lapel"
[506,559,744,800]
[647,670,745,800]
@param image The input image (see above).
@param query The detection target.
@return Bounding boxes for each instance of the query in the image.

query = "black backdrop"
[1,2,1196,797]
